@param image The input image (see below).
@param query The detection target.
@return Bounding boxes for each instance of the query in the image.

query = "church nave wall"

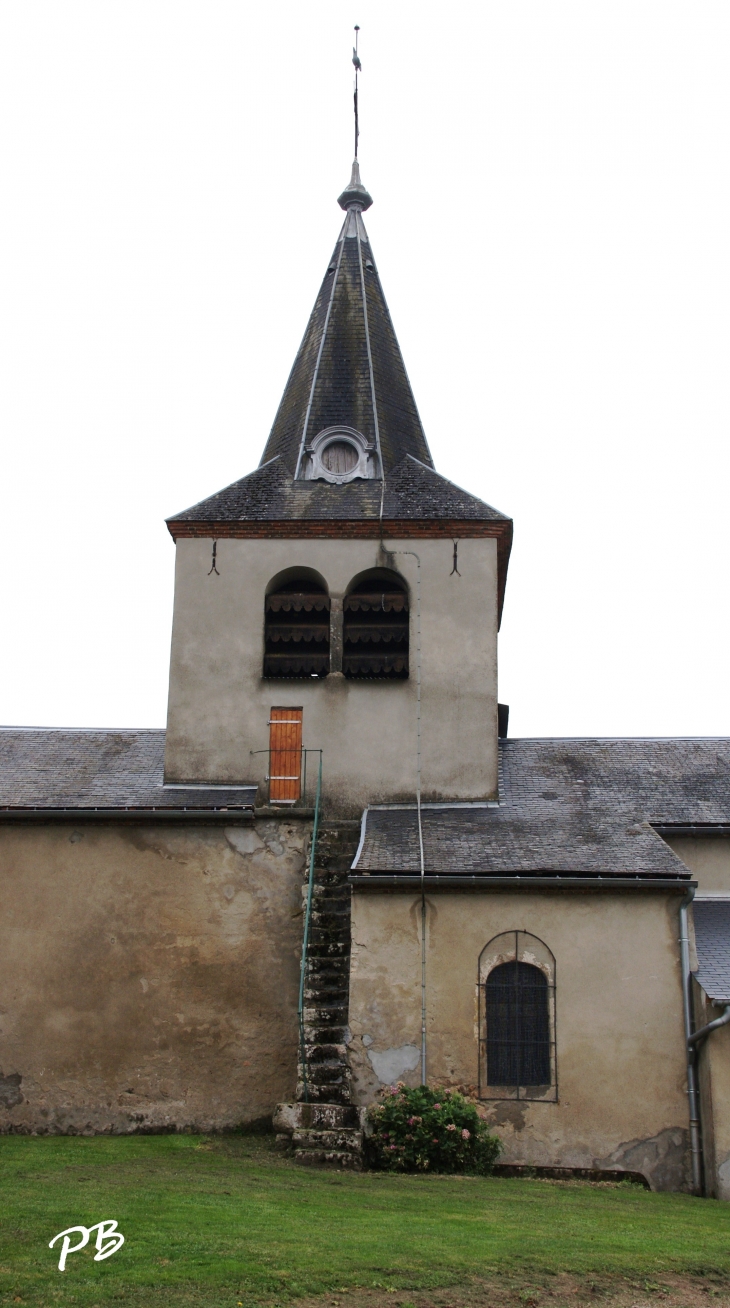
[0,818,308,1135]
[348,887,691,1192]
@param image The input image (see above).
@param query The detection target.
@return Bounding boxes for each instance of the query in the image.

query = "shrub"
[366,1083,502,1175]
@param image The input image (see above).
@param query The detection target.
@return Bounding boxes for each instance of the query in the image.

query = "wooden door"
[269,707,303,804]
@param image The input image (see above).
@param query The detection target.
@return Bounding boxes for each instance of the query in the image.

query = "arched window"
[343,570,409,679]
[263,572,330,679]
[486,962,549,1086]
[478,931,556,1101]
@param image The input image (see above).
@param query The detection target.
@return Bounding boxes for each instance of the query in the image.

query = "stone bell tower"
[163,162,512,815]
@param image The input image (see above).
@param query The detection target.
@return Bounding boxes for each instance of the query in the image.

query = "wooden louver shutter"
[268,707,303,804]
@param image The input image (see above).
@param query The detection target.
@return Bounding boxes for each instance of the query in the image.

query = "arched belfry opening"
[343,569,409,679]
[263,570,330,679]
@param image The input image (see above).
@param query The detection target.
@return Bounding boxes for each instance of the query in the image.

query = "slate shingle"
[0,728,254,811]
[352,738,730,878]
[694,902,730,1003]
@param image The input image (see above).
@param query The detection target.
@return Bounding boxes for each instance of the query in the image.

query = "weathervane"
[352,26,361,159]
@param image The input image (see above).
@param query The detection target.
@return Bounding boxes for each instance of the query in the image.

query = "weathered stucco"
[348,888,690,1191]
[693,979,730,1200]
[0,818,308,1134]
[164,536,499,813]
[666,836,730,893]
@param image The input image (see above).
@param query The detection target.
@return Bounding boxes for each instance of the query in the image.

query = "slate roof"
[0,728,255,812]
[352,738,730,879]
[168,455,509,527]
[694,901,730,1003]
[166,165,513,564]
[260,179,433,477]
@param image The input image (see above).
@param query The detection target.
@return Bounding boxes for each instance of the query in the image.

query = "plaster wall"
[164,536,499,813]
[697,1003,730,1200]
[349,889,690,1191]
[665,837,730,893]
[0,819,308,1134]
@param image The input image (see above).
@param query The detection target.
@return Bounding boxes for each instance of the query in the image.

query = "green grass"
[1,1133,730,1306]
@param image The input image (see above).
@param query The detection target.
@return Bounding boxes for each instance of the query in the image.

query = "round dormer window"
[321,440,359,477]
[302,425,379,484]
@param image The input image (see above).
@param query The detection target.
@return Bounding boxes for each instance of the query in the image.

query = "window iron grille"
[478,930,557,1102]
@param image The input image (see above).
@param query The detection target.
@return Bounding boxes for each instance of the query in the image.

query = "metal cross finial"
[352,26,361,159]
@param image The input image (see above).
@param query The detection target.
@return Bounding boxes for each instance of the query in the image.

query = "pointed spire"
[337,159,373,212]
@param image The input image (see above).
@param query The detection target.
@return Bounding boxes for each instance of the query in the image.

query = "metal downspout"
[297,752,323,1103]
[390,548,425,1084]
[689,1005,730,1049]
[679,888,702,1194]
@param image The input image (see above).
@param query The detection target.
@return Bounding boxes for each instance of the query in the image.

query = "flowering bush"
[366,1084,501,1174]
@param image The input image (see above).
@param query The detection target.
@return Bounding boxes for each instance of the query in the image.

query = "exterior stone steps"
[274,1103,365,1162]
[286,820,362,1138]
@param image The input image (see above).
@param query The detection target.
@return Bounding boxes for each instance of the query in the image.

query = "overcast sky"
[1,1,728,738]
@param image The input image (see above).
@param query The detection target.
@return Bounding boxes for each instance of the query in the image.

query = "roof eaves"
[401,455,511,521]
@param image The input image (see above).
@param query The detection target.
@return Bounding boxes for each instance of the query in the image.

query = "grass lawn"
[2,1133,730,1307]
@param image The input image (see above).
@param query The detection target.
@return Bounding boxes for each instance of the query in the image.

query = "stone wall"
[0,817,309,1134]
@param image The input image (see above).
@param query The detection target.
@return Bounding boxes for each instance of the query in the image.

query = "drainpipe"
[689,1005,730,1050]
[679,888,703,1195]
[390,548,426,1086]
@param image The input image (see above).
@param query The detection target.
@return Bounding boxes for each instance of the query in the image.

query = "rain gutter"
[349,875,694,892]
[0,808,254,823]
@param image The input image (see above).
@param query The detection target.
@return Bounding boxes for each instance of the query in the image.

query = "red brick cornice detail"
[166,518,511,542]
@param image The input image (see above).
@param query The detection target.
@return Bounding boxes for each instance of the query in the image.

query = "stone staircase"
[275,820,364,1169]
[273,1101,364,1169]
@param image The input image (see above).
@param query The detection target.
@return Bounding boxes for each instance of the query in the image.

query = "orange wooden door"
[269,707,303,804]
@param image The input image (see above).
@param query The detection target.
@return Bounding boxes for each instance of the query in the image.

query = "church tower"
[164,162,512,814]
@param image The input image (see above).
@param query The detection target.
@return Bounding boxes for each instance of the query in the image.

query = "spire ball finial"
[338,159,373,212]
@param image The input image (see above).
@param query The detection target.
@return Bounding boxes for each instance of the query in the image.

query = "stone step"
[274,1102,361,1131]
[304,1026,348,1045]
[292,1129,363,1154]
[310,906,350,923]
[308,917,351,935]
[303,976,348,995]
[302,998,348,1016]
[303,983,347,999]
[305,957,349,976]
[303,1043,347,1064]
[309,901,350,916]
[303,1005,348,1025]
[310,868,353,889]
[294,1148,361,1170]
[306,941,349,958]
[296,1081,351,1104]
[298,1059,350,1082]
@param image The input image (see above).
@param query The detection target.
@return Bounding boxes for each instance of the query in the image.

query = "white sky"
[1,1,728,738]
